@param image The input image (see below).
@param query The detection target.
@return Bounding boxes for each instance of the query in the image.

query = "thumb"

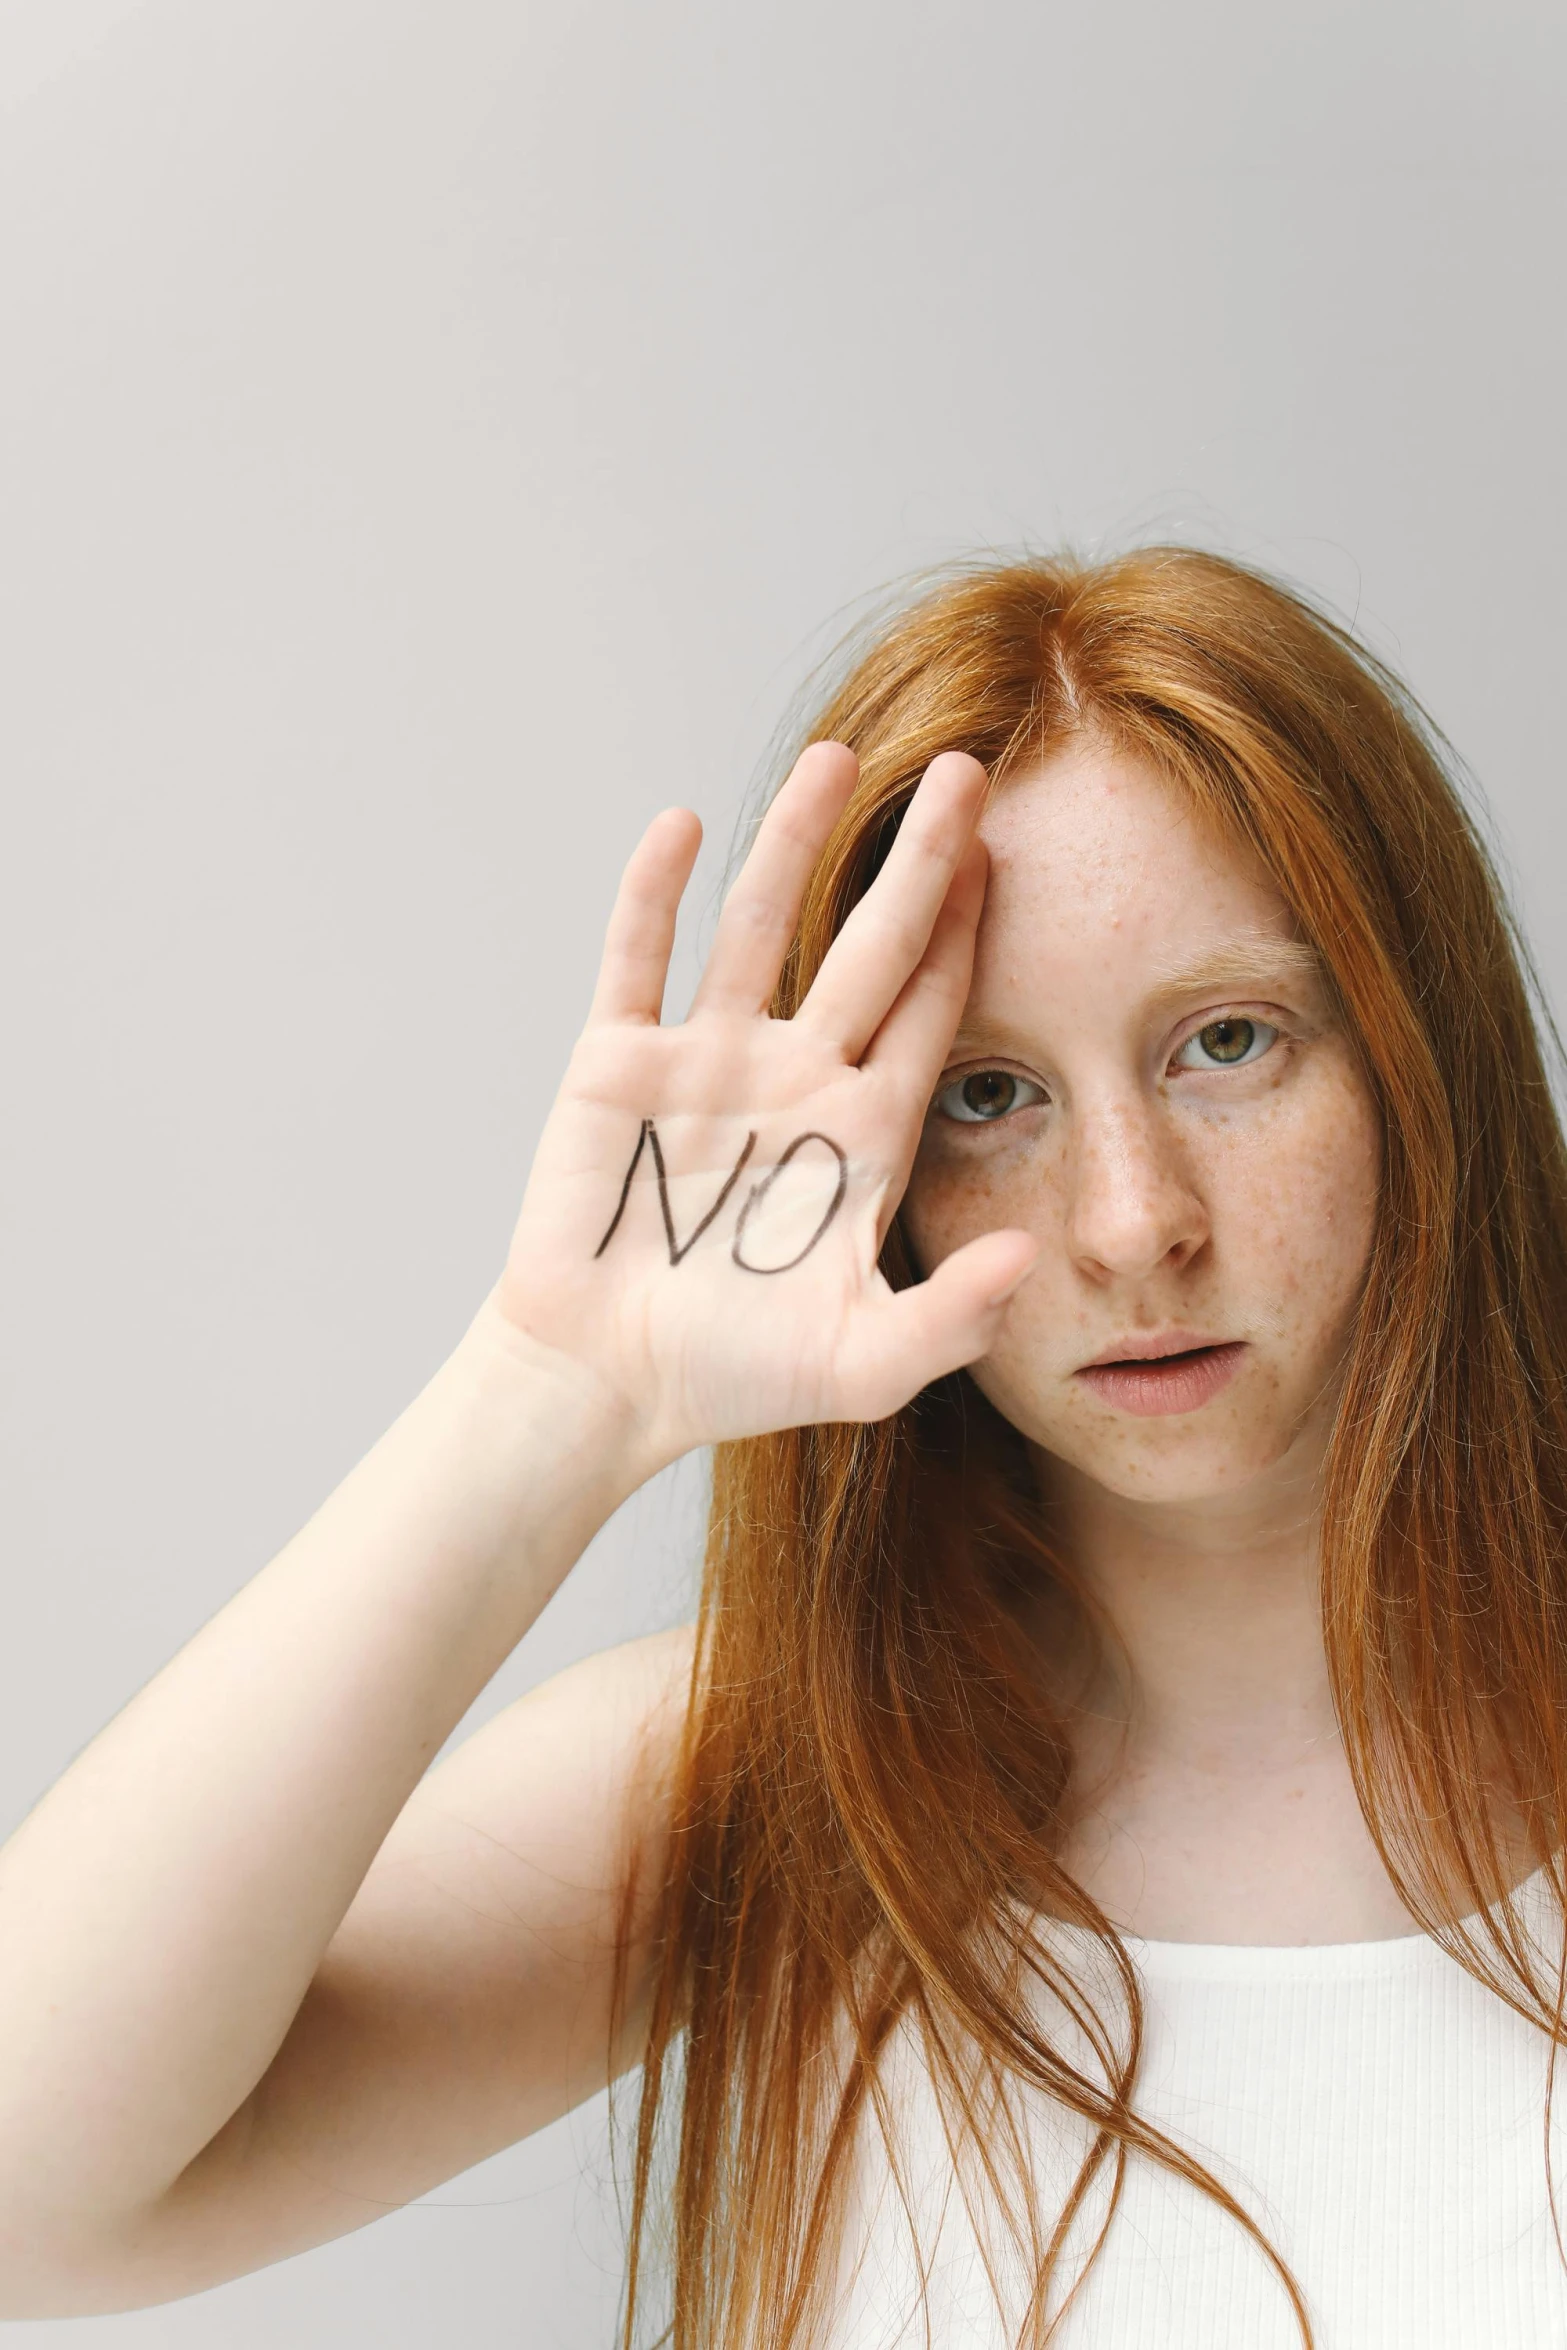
[833,1231,1039,1421]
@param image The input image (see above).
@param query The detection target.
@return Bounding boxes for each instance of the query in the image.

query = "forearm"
[0,1295,654,2254]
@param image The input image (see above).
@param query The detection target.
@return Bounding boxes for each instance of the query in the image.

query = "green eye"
[936,1069,1048,1124]
[1175,1017,1277,1069]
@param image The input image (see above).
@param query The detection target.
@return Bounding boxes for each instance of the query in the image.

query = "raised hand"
[490,742,1038,1472]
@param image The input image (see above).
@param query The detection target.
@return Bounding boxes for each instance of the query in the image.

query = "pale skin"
[900,735,1403,1943]
[0,731,1409,2317]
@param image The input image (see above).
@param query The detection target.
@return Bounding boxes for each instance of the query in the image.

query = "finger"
[689,741,860,1017]
[587,807,703,1026]
[832,1230,1040,1423]
[860,836,988,1099]
[795,752,988,1063]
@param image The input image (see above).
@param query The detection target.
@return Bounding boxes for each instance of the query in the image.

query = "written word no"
[593,1120,849,1275]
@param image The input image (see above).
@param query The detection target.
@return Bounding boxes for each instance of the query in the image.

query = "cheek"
[1204,1064,1381,1347]
[902,1066,1382,1344]
[901,1131,1047,1274]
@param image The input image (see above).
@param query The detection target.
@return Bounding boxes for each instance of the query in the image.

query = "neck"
[1025,1412,1535,1942]
[1023,1417,1406,1941]
[1033,1425,1338,1776]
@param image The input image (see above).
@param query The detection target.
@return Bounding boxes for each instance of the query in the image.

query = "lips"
[1074,1336,1246,1418]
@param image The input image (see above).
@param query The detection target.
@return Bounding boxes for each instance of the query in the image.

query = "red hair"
[617,547,1567,2347]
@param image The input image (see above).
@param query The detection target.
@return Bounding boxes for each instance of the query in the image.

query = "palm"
[495,745,1036,1469]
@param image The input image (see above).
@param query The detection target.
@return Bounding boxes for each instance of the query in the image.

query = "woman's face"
[901,734,1383,1509]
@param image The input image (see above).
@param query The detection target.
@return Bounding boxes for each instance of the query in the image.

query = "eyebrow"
[1140,932,1326,1000]
[945,931,1328,1060]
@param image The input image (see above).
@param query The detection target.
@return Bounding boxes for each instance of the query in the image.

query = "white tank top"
[826,1866,1567,2347]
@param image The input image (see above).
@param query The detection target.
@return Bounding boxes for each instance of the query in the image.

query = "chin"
[974,1369,1316,1510]
[1040,1431,1293,1508]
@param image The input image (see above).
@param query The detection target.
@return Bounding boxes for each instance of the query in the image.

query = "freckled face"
[900,737,1382,1506]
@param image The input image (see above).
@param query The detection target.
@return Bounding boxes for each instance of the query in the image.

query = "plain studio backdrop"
[1,1,1564,2342]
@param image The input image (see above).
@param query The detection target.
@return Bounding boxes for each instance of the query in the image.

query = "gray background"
[1,0,1563,2341]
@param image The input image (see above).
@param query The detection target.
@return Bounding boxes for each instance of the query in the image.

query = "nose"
[1065,1093,1209,1282]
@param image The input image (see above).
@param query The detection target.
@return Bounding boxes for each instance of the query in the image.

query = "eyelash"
[1171,1015,1281,1072]
[935,1016,1285,1126]
[935,1071,1050,1125]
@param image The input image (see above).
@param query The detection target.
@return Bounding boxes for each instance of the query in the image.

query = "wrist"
[453,1287,680,1525]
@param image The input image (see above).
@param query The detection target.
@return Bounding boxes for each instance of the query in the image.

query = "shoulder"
[410,1619,698,1874]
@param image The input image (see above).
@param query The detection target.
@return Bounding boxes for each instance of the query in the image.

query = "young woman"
[1,548,1565,2349]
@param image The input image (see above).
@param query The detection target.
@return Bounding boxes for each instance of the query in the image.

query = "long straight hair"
[616,547,1567,2347]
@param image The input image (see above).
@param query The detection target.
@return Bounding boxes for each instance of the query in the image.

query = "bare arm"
[0,742,1034,2316]
[92,1620,693,2315]
[0,1313,663,2313]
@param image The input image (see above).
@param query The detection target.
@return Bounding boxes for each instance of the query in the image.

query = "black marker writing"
[592,1119,649,1259]
[594,1118,758,1265]
[648,1121,757,1264]
[731,1132,849,1275]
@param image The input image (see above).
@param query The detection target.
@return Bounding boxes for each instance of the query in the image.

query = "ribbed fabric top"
[826,1867,1567,2347]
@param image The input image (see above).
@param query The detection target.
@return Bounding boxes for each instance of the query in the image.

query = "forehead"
[974,735,1297,979]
